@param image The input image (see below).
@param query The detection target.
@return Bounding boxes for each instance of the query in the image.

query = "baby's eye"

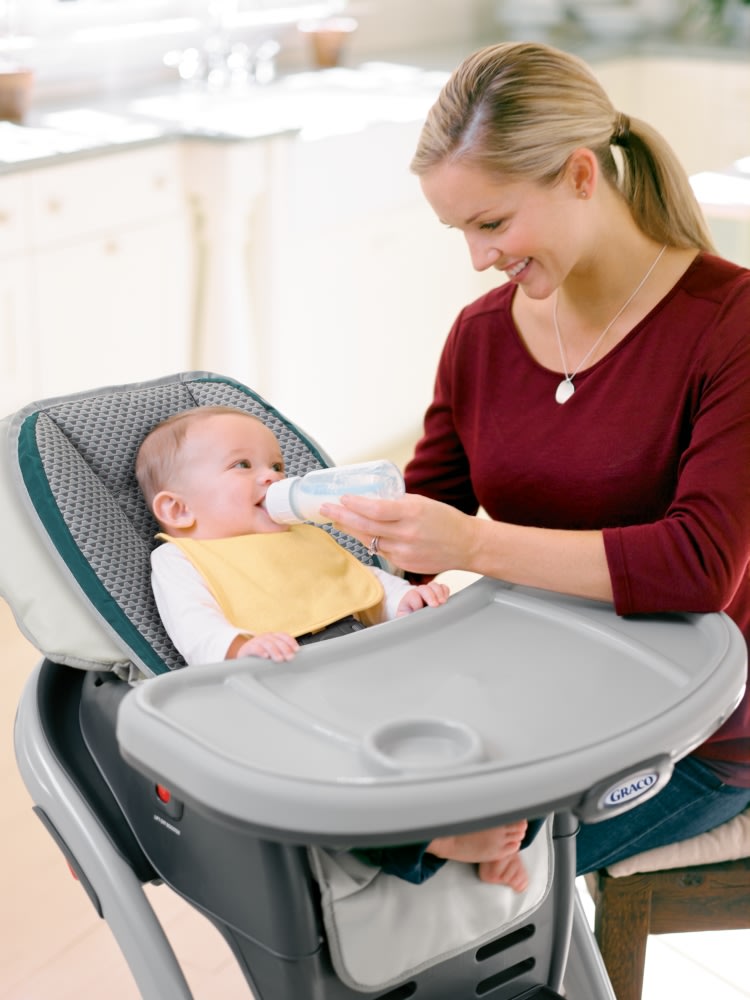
[272,462,284,473]
[233,459,251,469]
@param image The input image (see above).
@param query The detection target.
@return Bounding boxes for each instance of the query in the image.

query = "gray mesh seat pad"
[13,372,377,677]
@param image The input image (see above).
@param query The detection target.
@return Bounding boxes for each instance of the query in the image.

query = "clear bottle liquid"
[264,460,405,525]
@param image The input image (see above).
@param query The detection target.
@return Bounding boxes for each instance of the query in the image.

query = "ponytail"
[615,116,715,251]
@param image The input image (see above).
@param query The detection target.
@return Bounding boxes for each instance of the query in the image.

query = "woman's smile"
[503,256,531,279]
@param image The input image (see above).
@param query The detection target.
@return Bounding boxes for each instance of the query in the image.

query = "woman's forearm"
[467,517,614,604]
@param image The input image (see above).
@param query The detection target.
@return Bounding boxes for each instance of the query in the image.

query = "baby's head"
[135,406,288,539]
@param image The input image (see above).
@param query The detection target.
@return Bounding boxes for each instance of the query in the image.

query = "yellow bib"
[158,524,384,637]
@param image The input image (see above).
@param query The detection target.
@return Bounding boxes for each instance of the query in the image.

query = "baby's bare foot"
[427,820,528,864]
[478,854,529,893]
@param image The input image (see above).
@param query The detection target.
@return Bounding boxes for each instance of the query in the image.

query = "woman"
[320,42,750,874]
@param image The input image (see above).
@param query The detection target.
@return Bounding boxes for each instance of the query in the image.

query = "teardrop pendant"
[555,378,575,404]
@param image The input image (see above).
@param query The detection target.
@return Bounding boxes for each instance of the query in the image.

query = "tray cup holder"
[363,717,484,774]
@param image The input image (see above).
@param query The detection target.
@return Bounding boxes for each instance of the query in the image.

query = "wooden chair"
[586,807,750,1000]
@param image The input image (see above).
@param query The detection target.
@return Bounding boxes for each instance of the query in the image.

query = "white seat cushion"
[309,820,553,992]
[606,805,750,877]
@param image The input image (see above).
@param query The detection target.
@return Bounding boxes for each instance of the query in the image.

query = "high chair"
[2,372,746,1000]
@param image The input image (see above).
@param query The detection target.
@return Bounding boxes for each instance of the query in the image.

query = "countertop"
[0,62,451,175]
[1,33,747,175]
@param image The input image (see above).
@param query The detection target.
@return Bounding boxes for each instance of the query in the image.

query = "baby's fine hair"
[412,42,715,253]
[135,406,264,511]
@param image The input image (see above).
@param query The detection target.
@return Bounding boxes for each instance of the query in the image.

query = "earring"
[579,190,588,199]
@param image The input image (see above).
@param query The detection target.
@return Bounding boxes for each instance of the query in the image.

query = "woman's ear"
[152,490,195,533]
[567,147,598,200]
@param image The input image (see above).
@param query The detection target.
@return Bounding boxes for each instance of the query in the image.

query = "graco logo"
[602,772,658,808]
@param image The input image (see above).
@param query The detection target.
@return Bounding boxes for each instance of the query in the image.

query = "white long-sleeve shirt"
[151,541,413,666]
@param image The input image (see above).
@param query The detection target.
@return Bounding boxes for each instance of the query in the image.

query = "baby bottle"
[264,460,405,525]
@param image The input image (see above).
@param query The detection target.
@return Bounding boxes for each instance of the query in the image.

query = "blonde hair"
[412,42,715,252]
[135,406,263,512]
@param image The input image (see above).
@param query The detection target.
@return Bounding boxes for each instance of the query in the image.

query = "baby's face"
[175,413,288,539]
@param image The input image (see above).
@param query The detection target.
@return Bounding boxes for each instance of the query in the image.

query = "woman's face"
[419,159,587,299]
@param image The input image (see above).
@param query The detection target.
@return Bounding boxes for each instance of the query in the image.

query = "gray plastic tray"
[117,579,746,844]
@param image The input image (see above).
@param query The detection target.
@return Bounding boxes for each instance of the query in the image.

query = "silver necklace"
[552,244,667,404]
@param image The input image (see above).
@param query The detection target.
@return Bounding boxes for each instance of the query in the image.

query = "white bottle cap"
[263,478,301,524]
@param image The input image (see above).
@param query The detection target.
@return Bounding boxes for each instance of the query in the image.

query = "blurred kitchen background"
[0,0,748,465]
[1,4,750,999]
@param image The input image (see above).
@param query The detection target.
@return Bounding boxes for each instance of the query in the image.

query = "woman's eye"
[479,220,502,231]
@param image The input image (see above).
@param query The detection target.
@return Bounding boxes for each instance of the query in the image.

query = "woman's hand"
[322,492,613,603]
[320,492,479,576]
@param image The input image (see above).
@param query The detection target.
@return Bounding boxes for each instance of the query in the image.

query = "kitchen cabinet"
[192,123,496,463]
[594,57,750,176]
[33,215,192,396]
[0,258,33,416]
[0,143,193,409]
[180,138,269,381]
[29,143,193,398]
[0,174,33,415]
[595,56,750,268]
[5,51,745,455]
[6,119,492,463]
[185,55,750,462]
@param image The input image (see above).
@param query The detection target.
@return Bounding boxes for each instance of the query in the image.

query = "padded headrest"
[0,372,375,679]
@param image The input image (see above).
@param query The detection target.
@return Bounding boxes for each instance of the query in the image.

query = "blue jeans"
[575,755,750,875]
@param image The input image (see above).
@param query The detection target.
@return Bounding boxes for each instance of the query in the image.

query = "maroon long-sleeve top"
[405,253,750,784]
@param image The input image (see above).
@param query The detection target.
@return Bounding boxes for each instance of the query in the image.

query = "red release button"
[155,784,171,804]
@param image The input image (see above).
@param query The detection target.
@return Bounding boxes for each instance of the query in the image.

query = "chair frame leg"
[14,661,196,1000]
[592,871,650,1000]
[562,890,618,1000]
[591,859,750,1000]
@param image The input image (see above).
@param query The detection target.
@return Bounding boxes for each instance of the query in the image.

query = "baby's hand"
[235,632,299,662]
[396,581,450,617]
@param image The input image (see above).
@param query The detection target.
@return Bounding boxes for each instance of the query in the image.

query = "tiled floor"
[642,931,750,999]
[3,594,749,999]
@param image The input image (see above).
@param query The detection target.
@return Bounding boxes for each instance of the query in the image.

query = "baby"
[136,405,533,890]
[135,406,450,665]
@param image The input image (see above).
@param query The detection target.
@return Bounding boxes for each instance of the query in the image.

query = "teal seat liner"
[13,372,378,677]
